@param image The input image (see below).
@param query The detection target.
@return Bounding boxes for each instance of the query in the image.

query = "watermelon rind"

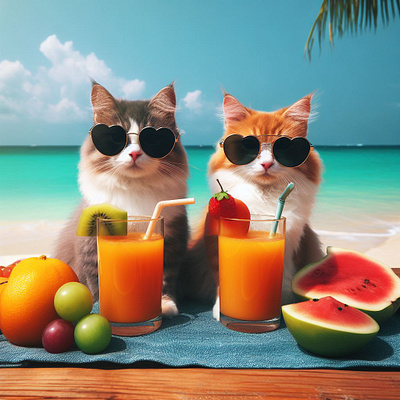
[292,247,400,323]
[282,302,379,358]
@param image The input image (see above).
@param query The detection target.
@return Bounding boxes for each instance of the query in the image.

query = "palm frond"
[305,0,400,60]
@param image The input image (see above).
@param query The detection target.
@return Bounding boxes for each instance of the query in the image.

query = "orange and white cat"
[182,92,324,316]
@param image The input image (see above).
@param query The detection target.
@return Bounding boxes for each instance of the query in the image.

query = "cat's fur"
[182,92,324,313]
[54,82,189,316]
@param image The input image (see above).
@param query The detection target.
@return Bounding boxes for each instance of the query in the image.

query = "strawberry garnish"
[208,179,237,219]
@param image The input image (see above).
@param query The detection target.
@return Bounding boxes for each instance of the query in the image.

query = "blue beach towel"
[1,301,399,369]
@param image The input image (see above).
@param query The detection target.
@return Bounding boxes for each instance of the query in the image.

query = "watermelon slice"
[282,296,379,357]
[292,247,400,323]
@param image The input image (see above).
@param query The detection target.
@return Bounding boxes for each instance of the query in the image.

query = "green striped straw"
[271,182,294,235]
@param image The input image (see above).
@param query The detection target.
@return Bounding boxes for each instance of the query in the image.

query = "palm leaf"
[305,0,400,60]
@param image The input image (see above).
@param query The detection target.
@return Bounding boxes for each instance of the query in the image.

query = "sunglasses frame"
[89,124,179,159]
[219,134,314,168]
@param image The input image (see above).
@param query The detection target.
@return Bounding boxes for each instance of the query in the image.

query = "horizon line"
[0,144,399,148]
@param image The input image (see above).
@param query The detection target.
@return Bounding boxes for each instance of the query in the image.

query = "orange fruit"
[0,277,8,331]
[0,276,8,295]
[0,255,78,347]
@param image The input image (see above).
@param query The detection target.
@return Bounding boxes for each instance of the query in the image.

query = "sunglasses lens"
[91,124,127,156]
[273,137,311,167]
[139,127,176,158]
[223,135,260,165]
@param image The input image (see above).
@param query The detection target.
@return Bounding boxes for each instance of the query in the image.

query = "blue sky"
[0,0,399,146]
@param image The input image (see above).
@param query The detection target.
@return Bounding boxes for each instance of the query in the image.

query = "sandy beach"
[364,233,400,267]
[318,227,400,268]
[0,218,398,268]
[0,220,65,265]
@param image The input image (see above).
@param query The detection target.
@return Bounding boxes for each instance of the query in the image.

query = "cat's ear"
[282,94,313,135]
[91,83,117,124]
[149,83,176,122]
[223,93,249,126]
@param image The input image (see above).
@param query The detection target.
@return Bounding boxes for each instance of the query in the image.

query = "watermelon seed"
[312,298,319,301]
[344,304,348,307]
[338,307,343,311]
[362,284,367,288]
[364,279,370,284]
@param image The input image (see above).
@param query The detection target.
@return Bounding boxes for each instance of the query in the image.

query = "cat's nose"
[129,151,143,162]
[261,161,273,171]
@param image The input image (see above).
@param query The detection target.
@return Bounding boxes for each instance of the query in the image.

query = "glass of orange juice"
[218,215,286,333]
[97,216,164,336]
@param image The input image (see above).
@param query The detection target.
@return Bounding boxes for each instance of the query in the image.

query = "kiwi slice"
[76,203,128,236]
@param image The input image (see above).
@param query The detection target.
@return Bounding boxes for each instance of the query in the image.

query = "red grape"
[2,260,22,278]
[2,266,13,278]
[42,319,75,353]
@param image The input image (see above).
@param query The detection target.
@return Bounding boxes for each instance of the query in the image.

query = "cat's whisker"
[158,160,187,174]
[233,168,252,181]
[165,159,205,171]
[157,162,187,186]
[155,167,186,187]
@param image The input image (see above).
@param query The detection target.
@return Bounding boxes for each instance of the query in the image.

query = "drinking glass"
[97,216,164,336]
[218,215,286,333]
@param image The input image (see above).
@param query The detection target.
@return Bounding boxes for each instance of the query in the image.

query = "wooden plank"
[0,368,400,399]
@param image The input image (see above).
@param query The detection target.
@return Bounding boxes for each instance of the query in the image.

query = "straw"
[144,198,195,240]
[270,182,294,236]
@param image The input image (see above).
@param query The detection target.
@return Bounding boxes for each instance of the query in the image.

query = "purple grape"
[42,319,75,353]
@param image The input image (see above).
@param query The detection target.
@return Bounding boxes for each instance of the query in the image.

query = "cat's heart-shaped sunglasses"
[220,134,313,167]
[89,124,179,158]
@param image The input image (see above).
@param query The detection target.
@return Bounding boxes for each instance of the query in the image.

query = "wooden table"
[1,269,399,399]
[0,367,399,399]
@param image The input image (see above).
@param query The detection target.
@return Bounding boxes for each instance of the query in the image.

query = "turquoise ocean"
[1,146,399,256]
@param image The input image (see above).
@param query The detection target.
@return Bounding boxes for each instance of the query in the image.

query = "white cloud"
[183,90,203,111]
[46,98,87,123]
[121,79,146,99]
[0,94,25,119]
[39,35,113,87]
[0,35,146,123]
[0,60,31,84]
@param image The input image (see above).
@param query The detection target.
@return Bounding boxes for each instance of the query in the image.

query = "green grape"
[74,314,112,354]
[54,282,93,322]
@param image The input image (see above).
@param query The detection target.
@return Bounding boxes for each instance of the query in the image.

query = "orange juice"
[219,231,285,321]
[98,232,164,323]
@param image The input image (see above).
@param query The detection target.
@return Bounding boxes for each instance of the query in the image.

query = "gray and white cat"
[54,82,189,316]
